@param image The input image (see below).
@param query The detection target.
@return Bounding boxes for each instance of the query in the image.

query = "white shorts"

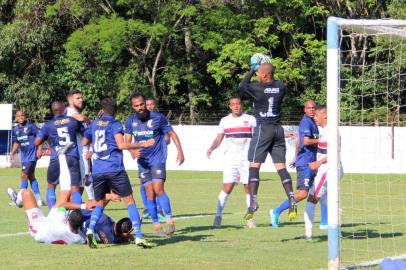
[25,208,47,237]
[223,160,249,184]
[309,163,343,199]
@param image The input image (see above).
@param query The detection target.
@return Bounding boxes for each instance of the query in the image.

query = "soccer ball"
[250,53,272,71]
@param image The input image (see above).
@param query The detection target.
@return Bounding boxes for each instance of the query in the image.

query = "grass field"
[1,169,405,270]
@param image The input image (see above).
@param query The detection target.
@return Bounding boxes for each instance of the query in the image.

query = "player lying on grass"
[83,97,154,249]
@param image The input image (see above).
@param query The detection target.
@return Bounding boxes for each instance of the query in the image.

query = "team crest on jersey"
[147,119,153,128]
[132,122,138,127]
[55,118,70,125]
[24,127,28,133]
[243,121,249,127]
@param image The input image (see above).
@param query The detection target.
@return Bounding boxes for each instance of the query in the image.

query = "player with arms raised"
[239,54,296,222]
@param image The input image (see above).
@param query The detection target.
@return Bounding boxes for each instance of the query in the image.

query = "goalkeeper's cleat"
[157,210,166,223]
[288,197,297,221]
[247,219,256,229]
[269,209,279,227]
[56,141,74,155]
[166,220,175,236]
[213,216,222,228]
[86,229,97,249]
[135,238,153,249]
[244,209,255,221]
[142,209,150,220]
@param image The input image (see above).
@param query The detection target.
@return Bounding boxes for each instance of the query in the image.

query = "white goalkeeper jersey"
[218,113,256,162]
[34,208,85,245]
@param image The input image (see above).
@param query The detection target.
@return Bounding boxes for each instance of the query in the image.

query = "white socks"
[216,191,229,216]
[245,194,250,209]
[304,202,316,238]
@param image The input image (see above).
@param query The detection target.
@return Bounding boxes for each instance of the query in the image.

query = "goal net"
[327,17,406,270]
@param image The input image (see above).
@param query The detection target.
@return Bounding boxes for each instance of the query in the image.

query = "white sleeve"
[217,117,226,134]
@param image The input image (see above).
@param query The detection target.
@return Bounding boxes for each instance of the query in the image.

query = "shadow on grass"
[280,234,328,243]
[150,234,218,246]
[341,229,403,240]
[176,224,245,234]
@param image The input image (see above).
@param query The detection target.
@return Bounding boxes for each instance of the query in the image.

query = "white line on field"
[0,232,29,238]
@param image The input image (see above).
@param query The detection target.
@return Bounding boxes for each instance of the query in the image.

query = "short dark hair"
[67,89,82,98]
[229,96,241,103]
[68,209,84,232]
[115,217,133,235]
[101,97,117,115]
[130,92,145,102]
[146,97,156,102]
[315,105,327,111]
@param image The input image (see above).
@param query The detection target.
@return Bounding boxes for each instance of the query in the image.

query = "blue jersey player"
[35,101,83,210]
[125,93,185,236]
[270,100,320,227]
[9,111,44,206]
[83,97,154,249]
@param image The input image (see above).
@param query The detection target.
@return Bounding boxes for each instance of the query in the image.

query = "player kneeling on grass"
[82,97,154,249]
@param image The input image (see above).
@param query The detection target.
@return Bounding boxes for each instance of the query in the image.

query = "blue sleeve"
[299,119,312,138]
[84,124,93,142]
[37,123,49,140]
[124,116,132,135]
[31,124,39,136]
[160,115,172,134]
[11,128,17,144]
[112,121,123,136]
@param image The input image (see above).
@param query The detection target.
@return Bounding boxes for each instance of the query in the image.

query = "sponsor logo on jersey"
[264,88,279,94]
[54,118,70,126]
[97,120,109,127]
[132,130,154,137]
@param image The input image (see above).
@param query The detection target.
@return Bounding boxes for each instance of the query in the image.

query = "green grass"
[1,169,405,270]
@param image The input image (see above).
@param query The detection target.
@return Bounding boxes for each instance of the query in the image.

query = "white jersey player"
[304,106,343,240]
[7,188,85,245]
[66,90,94,200]
[207,97,256,228]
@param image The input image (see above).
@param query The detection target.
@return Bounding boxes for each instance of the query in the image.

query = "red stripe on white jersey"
[224,127,252,134]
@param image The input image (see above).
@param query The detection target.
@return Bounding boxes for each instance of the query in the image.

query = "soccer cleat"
[56,141,74,155]
[288,197,297,221]
[254,202,259,211]
[142,209,150,220]
[86,229,98,249]
[269,209,279,227]
[319,223,328,230]
[244,210,255,221]
[247,219,256,229]
[36,199,43,207]
[213,216,222,228]
[166,220,175,236]
[7,188,21,208]
[157,210,166,223]
[135,238,153,249]
[153,224,166,236]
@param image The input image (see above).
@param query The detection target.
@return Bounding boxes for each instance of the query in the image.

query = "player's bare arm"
[71,113,91,125]
[168,129,185,165]
[9,142,20,161]
[309,157,327,170]
[303,136,319,146]
[207,133,224,158]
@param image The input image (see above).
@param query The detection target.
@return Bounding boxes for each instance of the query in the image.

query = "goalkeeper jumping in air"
[239,53,297,224]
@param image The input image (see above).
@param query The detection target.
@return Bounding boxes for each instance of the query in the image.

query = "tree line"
[0,0,404,124]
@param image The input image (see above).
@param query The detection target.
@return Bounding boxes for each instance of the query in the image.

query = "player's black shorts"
[296,165,315,190]
[92,170,133,201]
[138,164,166,184]
[248,123,286,163]
[47,156,81,186]
[21,161,37,175]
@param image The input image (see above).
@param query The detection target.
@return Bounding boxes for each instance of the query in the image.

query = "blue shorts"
[22,161,37,175]
[296,165,315,190]
[138,164,166,184]
[92,171,132,201]
[47,156,81,187]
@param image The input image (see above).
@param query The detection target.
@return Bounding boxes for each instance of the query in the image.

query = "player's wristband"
[80,203,86,210]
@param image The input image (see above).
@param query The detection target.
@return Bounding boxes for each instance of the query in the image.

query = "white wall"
[2,125,405,174]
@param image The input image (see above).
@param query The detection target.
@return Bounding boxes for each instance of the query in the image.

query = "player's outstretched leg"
[126,201,152,248]
[304,201,316,240]
[86,205,103,248]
